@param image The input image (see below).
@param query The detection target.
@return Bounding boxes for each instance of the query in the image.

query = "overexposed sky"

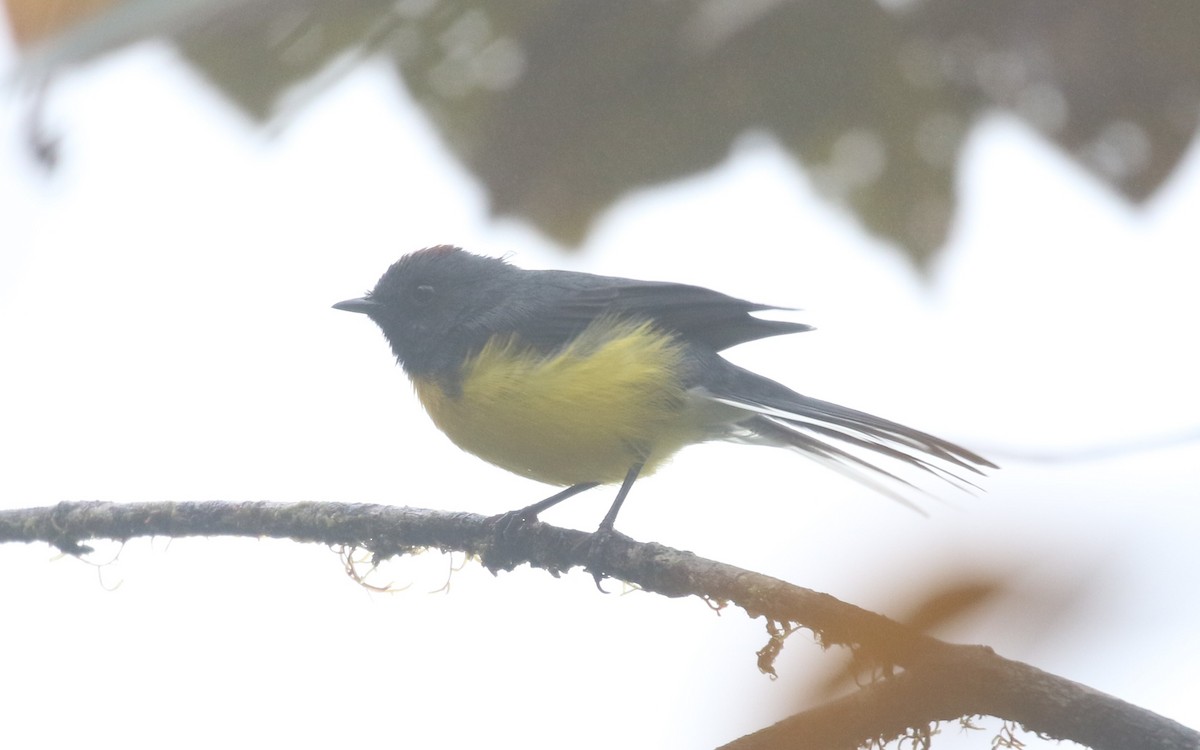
[1,29,1198,750]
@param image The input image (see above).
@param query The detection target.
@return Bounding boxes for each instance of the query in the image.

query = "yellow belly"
[413,319,705,486]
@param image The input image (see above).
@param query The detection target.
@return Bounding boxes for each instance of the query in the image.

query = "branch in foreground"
[2,500,1195,750]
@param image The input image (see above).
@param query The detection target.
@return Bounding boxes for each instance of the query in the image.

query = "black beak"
[333,297,379,315]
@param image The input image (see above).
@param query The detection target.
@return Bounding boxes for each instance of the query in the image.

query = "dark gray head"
[333,245,522,378]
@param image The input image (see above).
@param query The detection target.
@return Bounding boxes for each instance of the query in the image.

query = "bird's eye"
[413,284,435,303]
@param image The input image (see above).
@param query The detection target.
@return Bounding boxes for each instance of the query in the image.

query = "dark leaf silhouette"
[12,1,1200,262]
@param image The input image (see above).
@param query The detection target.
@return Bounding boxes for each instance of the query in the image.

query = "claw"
[580,526,630,593]
[491,509,536,537]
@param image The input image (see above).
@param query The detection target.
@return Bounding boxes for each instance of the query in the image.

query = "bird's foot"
[577,524,633,593]
[490,507,539,537]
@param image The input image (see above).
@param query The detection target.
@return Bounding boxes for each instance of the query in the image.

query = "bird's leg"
[582,463,644,591]
[597,462,643,533]
[493,482,599,534]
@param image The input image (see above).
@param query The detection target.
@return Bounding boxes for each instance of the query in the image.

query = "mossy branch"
[2,500,1195,750]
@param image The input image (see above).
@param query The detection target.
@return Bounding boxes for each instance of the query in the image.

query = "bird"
[333,245,995,533]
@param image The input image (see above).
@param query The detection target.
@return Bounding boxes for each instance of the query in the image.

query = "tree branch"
[2,501,1195,750]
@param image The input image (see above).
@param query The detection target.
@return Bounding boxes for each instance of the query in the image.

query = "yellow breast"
[412,319,705,486]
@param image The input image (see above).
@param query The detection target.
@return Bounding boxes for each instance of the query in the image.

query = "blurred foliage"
[799,569,1085,706]
[2,0,118,46]
[9,0,1200,265]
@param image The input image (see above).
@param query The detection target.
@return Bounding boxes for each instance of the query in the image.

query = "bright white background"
[1,31,1198,750]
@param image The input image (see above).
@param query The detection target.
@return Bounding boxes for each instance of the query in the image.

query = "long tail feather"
[742,415,931,513]
[703,385,995,507]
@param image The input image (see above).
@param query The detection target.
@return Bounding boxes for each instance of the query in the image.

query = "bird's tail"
[703,375,996,512]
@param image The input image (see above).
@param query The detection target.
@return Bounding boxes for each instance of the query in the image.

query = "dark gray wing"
[510,270,811,352]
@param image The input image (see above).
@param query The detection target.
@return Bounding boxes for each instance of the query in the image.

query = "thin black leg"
[493,482,600,534]
[597,463,643,532]
[520,482,600,519]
